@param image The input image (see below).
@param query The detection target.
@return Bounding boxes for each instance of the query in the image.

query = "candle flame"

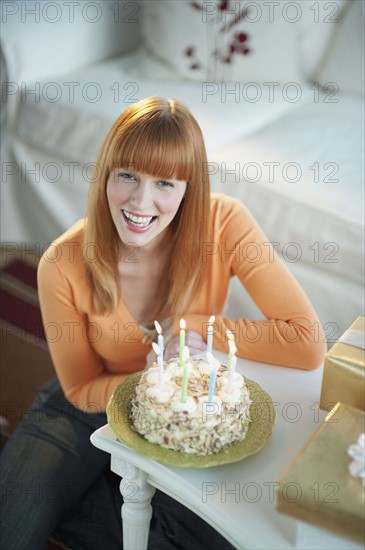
[180,318,186,330]
[228,339,237,355]
[154,320,162,335]
[208,315,215,324]
[152,342,161,355]
[226,329,234,341]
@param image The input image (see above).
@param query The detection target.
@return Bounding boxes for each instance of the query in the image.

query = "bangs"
[107,110,195,182]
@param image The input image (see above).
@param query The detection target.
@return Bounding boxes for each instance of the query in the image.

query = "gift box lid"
[320,317,365,412]
[276,403,365,546]
[326,316,365,367]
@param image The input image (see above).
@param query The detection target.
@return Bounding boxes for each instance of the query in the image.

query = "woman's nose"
[130,181,153,210]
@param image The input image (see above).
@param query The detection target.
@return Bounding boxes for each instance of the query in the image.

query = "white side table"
[90,354,361,550]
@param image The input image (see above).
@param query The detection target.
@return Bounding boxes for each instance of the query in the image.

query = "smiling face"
[85,97,211,318]
[106,168,187,250]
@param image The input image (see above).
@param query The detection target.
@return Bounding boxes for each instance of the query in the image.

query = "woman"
[0,97,326,549]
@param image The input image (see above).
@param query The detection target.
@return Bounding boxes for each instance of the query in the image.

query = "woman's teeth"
[123,210,154,227]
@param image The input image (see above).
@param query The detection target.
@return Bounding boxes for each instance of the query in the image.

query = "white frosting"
[199,394,222,410]
[218,385,242,405]
[198,362,215,375]
[219,371,244,388]
[172,396,197,413]
[146,385,174,403]
[145,368,171,386]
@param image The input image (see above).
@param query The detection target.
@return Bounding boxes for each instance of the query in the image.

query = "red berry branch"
[185,1,251,79]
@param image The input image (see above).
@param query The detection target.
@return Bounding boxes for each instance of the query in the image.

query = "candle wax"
[207,369,217,405]
[206,325,213,354]
[227,355,237,393]
[181,364,189,403]
[158,333,164,358]
[180,345,190,402]
[179,330,185,366]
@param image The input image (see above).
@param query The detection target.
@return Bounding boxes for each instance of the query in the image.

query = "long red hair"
[84,96,210,320]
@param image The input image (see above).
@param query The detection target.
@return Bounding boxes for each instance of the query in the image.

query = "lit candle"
[206,315,215,354]
[152,342,164,390]
[179,318,186,366]
[180,346,190,402]
[227,339,237,393]
[154,320,164,360]
[207,352,220,405]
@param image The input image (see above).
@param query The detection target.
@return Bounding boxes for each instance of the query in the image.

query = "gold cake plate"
[107,372,276,468]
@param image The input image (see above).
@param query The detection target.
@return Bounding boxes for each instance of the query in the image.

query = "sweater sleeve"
[177,197,326,370]
[37,253,128,412]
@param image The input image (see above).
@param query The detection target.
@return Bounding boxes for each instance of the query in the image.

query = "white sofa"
[1,0,364,342]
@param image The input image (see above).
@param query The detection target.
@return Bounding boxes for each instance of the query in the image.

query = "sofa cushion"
[297,0,347,81]
[210,92,364,262]
[136,0,303,84]
[314,0,365,96]
[15,54,305,164]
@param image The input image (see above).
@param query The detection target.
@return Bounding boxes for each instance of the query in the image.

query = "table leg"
[111,455,156,550]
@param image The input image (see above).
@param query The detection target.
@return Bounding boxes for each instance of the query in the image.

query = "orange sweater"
[38,194,326,411]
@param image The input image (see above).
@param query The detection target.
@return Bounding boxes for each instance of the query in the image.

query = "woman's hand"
[145,330,206,367]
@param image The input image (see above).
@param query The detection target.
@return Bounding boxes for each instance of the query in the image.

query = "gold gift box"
[320,316,365,412]
[276,403,365,545]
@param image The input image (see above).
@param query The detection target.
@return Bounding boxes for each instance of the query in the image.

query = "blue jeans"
[0,378,235,550]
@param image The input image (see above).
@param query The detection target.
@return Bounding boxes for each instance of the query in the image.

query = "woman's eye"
[159,180,174,188]
[118,172,135,181]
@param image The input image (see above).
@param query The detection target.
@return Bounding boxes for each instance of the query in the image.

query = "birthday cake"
[130,357,252,455]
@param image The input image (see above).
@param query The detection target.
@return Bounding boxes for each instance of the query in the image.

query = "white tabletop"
[91,352,334,549]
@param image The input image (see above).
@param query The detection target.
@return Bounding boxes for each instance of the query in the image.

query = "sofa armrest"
[1,0,141,83]
[1,0,141,126]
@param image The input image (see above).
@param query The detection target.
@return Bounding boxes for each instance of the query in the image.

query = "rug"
[1,256,46,342]
[0,250,55,437]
